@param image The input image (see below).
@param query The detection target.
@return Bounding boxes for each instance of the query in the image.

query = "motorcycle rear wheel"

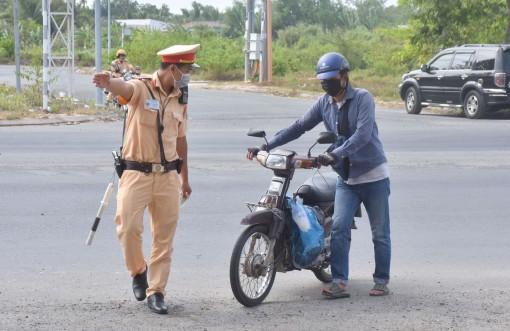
[229,224,276,307]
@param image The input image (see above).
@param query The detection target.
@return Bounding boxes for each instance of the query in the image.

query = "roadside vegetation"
[1,0,510,119]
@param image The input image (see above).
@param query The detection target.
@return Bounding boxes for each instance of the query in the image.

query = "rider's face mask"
[173,66,191,89]
[321,73,347,97]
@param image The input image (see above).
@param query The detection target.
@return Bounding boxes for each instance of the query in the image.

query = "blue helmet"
[316,52,350,80]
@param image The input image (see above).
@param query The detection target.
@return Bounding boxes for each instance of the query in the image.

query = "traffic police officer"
[110,49,138,78]
[107,49,139,104]
[92,44,200,314]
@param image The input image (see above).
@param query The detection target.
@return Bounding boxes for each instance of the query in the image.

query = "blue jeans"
[330,177,391,285]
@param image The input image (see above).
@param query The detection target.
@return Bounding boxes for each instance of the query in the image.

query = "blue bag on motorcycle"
[289,198,325,269]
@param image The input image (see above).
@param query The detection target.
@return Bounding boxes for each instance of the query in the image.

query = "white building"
[115,19,170,32]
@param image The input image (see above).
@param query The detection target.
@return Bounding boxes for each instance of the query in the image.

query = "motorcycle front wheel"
[312,235,332,283]
[312,263,332,283]
[229,224,276,307]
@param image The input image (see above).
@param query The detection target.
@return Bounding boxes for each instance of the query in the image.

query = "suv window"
[429,53,454,70]
[503,51,510,72]
[473,50,496,70]
[451,52,474,70]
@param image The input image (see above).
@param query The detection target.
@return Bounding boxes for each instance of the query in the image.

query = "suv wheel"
[405,86,422,114]
[463,90,486,119]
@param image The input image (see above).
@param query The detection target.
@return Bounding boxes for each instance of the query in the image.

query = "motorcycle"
[229,129,361,307]
[104,66,141,111]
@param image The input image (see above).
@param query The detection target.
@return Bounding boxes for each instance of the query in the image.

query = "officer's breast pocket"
[139,108,158,128]
[163,109,184,133]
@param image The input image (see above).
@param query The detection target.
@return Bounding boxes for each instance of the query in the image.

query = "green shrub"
[0,36,14,62]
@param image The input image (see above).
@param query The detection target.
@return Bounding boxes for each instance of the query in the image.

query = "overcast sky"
[89,0,399,15]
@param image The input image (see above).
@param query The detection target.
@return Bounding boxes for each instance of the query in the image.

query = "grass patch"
[0,84,115,120]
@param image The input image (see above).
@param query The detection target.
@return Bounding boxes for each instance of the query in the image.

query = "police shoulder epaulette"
[134,74,152,80]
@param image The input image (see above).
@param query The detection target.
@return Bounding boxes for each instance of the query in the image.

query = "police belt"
[123,159,182,174]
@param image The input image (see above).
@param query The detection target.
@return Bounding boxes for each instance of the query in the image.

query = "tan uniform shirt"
[122,72,188,163]
[111,59,135,75]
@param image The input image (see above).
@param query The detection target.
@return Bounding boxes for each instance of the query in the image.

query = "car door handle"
[461,74,468,79]
[437,75,443,80]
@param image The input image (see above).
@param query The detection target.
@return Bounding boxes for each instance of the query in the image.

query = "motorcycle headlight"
[265,155,288,170]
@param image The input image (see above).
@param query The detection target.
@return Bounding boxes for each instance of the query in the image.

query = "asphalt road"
[1,86,510,330]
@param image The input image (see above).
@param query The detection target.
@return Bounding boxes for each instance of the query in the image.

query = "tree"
[506,0,510,42]
[353,0,387,30]
[400,0,509,53]
[221,0,246,38]
[180,1,220,22]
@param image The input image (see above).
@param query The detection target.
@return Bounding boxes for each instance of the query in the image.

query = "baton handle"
[96,183,114,217]
[86,229,96,246]
[87,183,114,246]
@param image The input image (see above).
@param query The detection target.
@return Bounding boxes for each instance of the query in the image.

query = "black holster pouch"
[112,150,124,178]
[175,158,183,174]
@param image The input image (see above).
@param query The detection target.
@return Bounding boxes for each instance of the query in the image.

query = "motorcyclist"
[110,49,139,77]
[107,49,140,104]
[246,52,392,299]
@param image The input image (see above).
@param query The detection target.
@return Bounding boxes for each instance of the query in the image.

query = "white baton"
[86,182,114,246]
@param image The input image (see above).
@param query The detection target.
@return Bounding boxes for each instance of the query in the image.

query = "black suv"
[398,44,510,119]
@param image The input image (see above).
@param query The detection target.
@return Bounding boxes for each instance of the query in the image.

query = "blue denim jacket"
[266,84,387,178]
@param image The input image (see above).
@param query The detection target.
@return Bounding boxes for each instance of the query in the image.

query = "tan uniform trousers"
[115,169,180,297]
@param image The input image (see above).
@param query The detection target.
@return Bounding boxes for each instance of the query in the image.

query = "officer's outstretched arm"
[92,71,134,102]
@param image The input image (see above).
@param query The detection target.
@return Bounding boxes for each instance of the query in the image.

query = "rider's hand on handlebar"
[246,144,267,160]
[318,152,337,167]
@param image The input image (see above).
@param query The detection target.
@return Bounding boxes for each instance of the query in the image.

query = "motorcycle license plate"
[268,180,282,194]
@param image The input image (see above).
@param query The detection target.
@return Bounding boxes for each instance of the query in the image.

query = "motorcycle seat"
[295,172,337,203]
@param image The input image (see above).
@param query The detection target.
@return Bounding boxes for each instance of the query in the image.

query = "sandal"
[322,283,350,299]
[369,283,390,296]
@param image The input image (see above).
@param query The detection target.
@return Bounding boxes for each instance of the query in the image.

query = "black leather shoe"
[132,265,148,301]
[147,292,168,314]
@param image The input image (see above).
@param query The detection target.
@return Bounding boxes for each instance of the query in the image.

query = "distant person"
[92,44,200,314]
[107,49,139,104]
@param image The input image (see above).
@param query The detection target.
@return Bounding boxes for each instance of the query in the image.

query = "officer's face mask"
[173,66,191,89]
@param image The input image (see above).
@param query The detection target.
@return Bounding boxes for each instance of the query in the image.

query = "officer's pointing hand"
[92,71,111,89]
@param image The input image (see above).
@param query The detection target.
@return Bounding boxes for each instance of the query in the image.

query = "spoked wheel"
[230,225,276,307]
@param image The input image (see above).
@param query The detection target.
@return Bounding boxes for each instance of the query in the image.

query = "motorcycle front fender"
[240,209,274,226]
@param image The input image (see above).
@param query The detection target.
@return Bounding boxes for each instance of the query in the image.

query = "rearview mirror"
[316,131,336,144]
[420,64,429,72]
[247,128,266,138]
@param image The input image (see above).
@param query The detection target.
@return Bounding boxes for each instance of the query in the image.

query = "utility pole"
[244,0,255,82]
[42,0,49,112]
[258,0,272,83]
[108,0,111,56]
[266,0,272,82]
[95,0,104,107]
[244,0,272,83]
[14,0,21,93]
